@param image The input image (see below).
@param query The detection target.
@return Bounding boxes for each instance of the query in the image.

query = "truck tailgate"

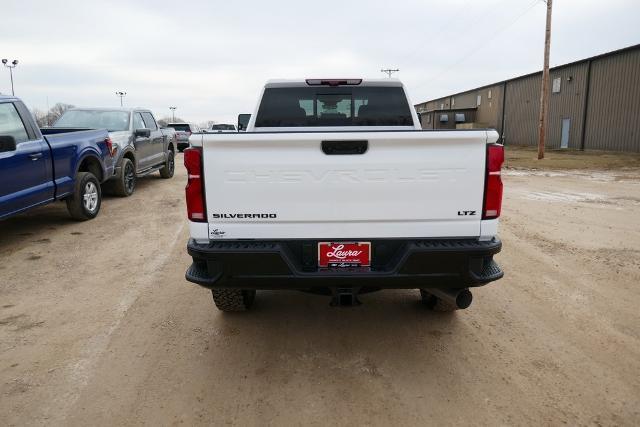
[201,130,496,239]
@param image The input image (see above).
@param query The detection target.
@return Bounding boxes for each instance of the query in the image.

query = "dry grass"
[505,145,640,170]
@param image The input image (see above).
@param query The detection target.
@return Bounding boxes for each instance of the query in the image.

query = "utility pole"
[537,0,553,159]
[381,68,399,78]
[169,106,177,122]
[115,91,127,107]
[2,59,19,95]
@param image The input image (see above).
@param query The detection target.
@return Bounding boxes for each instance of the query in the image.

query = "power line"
[412,0,541,92]
[399,0,510,69]
[397,0,474,65]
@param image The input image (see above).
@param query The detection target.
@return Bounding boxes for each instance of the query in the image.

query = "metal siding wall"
[433,97,451,110]
[585,49,640,152]
[466,110,477,125]
[452,92,476,109]
[435,112,456,129]
[503,74,540,146]
[503,65,587,148]
[420,112,436,129]
[417,45,640,152]
[475,84,503,130]
[447,109,477,128]
[547,63,589,149]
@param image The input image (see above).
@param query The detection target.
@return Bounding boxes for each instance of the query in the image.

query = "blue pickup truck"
[0,95,115,221]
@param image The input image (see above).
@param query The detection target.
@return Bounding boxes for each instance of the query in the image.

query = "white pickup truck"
[184,79,504,312]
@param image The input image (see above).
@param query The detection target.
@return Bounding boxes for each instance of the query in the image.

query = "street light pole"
[169,106,177,122]
[115,91,127,107]
[2,59,19,96]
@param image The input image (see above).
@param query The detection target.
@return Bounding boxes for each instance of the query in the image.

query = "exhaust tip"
[422,288,473,310]
[456,289,473,309]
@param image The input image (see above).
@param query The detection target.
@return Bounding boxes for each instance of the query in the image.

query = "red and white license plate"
[318,242,371,268]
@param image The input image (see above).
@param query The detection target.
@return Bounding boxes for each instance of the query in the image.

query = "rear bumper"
[185,238,503,290]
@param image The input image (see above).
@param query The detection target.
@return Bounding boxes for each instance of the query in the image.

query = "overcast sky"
[1,0,638,124]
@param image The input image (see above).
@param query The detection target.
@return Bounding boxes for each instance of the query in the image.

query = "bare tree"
[48,103,75,124]
[31,108,48,127]
[32,103,75,127]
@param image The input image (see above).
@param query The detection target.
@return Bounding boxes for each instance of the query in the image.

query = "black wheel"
[211,289,256,312]
[110,157,136,197]
[66,172,101,221]
[159,150,175,179]
[420,289,458,312]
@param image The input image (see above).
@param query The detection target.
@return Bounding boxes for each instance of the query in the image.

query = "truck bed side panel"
[42,129,111,197]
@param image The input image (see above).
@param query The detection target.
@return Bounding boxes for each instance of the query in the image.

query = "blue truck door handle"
[29,153,43,161]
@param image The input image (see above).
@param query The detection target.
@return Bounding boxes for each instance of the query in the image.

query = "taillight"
[105,137,116,157]
[184,147,206,222]
[483,144,504,219]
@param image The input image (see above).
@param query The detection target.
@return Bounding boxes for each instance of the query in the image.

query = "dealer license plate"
[318,242,371,268]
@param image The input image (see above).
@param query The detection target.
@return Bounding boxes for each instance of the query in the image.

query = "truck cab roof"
[0,94,20,103]
[67,107,152,113]
[264,78,403,88]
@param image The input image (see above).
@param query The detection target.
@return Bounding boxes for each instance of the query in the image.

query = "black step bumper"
[185,238,503,291]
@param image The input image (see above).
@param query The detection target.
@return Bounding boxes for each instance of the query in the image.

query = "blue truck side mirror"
[0,135,17,153]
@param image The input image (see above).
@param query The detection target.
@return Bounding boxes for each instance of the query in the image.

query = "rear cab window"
[255,85,413,127]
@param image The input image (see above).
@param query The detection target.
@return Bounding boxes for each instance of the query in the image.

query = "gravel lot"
[1,152,639,426]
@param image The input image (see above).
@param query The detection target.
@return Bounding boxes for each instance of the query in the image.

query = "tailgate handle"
[321,140,368,155]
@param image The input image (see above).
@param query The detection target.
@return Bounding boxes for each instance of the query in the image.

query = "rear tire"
[420,289,458,312]
[110,158,136,197]
[66,172,101,221]
[159,150,175,179]
[211,289,256,312]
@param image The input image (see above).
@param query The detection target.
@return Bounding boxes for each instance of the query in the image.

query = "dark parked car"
[0,96,115,220]
[167,122,200,151]
[54,108,176,196]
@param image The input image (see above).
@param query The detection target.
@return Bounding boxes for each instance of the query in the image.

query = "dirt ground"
[506,145,640,170]
[1,151,639,426]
